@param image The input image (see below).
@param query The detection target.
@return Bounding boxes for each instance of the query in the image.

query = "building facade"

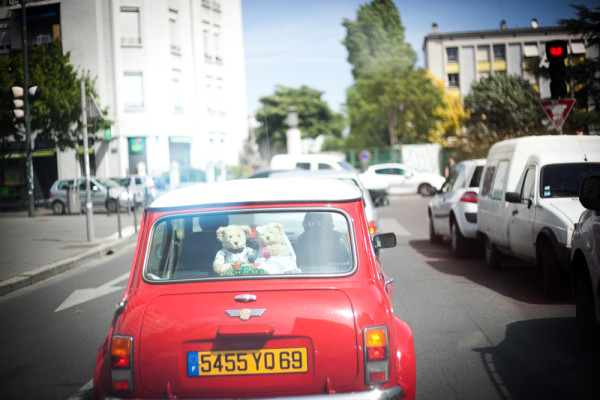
[422,19,587,101]
[0,0,247,207]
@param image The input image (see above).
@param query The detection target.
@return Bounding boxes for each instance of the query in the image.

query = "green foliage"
[343,0,444,147]
[462,74,546,156]
[0,40,109,150]
[253,85,345,150]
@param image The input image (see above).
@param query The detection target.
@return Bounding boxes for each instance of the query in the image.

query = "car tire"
[52,200,65,215]
[418,184,434,196]
[575,265,598,345]
[106,199,118,214]
[429,213,443,244]
[538,240,559,298]
[450,219,468,258]
[484,236,502,270]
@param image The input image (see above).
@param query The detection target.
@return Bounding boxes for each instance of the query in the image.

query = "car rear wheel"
[429,213,442,244]
[575,265,598,345]
[52,200,65,215]
[450,220,468,258]
[484,236,502,270]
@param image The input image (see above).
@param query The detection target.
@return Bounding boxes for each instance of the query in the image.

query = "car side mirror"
[373,232,396,249]
[373,196,390,207]
[505,192,520,203]
[92,185,99,191]
[579,175,600,211]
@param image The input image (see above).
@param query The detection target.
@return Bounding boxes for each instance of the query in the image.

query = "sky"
[241,0,597,116]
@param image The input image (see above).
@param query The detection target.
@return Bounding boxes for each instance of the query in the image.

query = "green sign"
[129,137,145,154]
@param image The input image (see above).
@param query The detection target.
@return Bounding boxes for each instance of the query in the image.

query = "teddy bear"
[254,222,300,274]
[213,225,258,275]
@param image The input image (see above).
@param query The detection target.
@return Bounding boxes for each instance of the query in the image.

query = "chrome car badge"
[226,308,266,321]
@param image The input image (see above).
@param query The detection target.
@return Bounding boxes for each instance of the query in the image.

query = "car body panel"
[48,177,130,214]
[93,178,415,400]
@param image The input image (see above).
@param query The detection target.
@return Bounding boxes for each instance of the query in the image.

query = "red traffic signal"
[546,40,567,60]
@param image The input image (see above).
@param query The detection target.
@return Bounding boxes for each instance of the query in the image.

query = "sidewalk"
[0,207,141,296]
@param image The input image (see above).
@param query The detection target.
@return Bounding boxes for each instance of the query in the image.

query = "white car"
[359,163,446,196]
[269,169,389,235]
[428,159,485,257]
[571,174,600,344]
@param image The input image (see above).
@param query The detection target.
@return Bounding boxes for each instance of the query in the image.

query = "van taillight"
[459,191,478,203]
[111,335,134,392]
[364,326,390,384]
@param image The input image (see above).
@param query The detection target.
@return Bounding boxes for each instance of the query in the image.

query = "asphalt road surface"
[0,194,597,399]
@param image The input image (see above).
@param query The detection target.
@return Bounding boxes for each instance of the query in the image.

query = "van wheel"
[538,241,559,298]
[106,199,118,214]
[451,220,467,258]
[419,184,434,196]
[575,265,598,345]
[484,237,502,270]
[52,201,65,215]
[429,213,442,244]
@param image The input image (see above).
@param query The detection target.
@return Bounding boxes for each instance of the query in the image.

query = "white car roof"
[149,178,362,209]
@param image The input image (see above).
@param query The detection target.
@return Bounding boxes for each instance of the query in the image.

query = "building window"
[493,44,506,60]
[446,47,458,62]
[169,8,181,55]
[203,21,212,62]
[120,7,142,47]
[214,26,222,64]
[172,68,183,115]
[123,71,144,111]
[448,73,459,88]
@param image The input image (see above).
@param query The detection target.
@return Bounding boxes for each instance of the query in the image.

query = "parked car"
[112,175,157,205]
[48,177,131,215]
[571,174,600,344]
[477,135,600,296]
[360,163,446,196]
[428,159,485,257]
[270,153,356,172]
[269,169,390,235]
[93,178,415,400]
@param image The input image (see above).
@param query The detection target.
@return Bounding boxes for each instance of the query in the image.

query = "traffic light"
[10,85,40,119]
[545,40,568,100]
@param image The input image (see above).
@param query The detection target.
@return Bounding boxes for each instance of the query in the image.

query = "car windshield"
[144,209,354,281]
[96,177,121,188]
[540,163,600,198]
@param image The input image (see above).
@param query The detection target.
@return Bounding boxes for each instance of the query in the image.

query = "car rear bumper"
[103,386,403,400]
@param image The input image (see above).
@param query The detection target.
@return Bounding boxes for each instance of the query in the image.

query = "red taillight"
[368,221,377,235]
[111,335,134,392]
[364,326,390,385]
[459,191,478,203]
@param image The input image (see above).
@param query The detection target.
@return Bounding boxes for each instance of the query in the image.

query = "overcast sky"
[241,0,596,116]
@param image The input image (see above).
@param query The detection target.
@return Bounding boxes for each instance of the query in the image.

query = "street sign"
[359,150,371,163]
[540,99,575,132]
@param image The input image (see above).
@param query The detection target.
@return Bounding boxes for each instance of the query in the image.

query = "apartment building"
[422,19,587,101]
[0,0,247,206]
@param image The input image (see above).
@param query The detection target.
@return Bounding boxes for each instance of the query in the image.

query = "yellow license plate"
[187,347,308,376]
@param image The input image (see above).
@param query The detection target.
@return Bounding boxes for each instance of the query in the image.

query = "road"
[0,195,597,399]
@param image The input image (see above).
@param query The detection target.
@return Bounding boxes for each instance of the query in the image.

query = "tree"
[462,74,546,156]
[342,0,444,146]
[429,73,467,146]
[558,5,600,133]
[0,40,108,150]
[254,85,345,151]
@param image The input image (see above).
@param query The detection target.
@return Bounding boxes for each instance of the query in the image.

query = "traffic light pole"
[19,0,35,217]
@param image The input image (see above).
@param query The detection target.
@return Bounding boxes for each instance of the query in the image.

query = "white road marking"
[55,272,129,312]
[67,379,93,400]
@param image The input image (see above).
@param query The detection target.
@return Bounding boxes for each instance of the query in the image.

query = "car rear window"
[540,163,600,198]
[144,210,354,281]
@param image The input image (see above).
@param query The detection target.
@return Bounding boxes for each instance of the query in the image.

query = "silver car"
[571,174,600,344]
[48,177,130,215]
[113,175,157,205]
[428,159,485,257]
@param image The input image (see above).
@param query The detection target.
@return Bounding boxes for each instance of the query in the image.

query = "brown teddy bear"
[213,225,257,275]
[255,223,299,274]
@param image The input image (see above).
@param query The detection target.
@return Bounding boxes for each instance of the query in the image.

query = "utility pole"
[19,0,35,217]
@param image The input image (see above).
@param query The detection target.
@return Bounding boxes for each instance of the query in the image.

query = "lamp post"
[19,0,35,217]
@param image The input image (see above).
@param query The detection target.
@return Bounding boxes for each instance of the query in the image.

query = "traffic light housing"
[546,40,568,100]
[10,86,40,119]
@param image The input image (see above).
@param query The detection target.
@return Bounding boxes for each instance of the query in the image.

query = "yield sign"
[540,99,575,132]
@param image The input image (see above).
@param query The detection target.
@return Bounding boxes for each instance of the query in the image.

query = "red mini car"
[93,178,416,399]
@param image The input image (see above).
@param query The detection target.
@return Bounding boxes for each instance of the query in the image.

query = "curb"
[0,233,138,297]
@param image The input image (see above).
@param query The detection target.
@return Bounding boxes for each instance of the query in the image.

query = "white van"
[477,135,600,295]
[270,154,355,172]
